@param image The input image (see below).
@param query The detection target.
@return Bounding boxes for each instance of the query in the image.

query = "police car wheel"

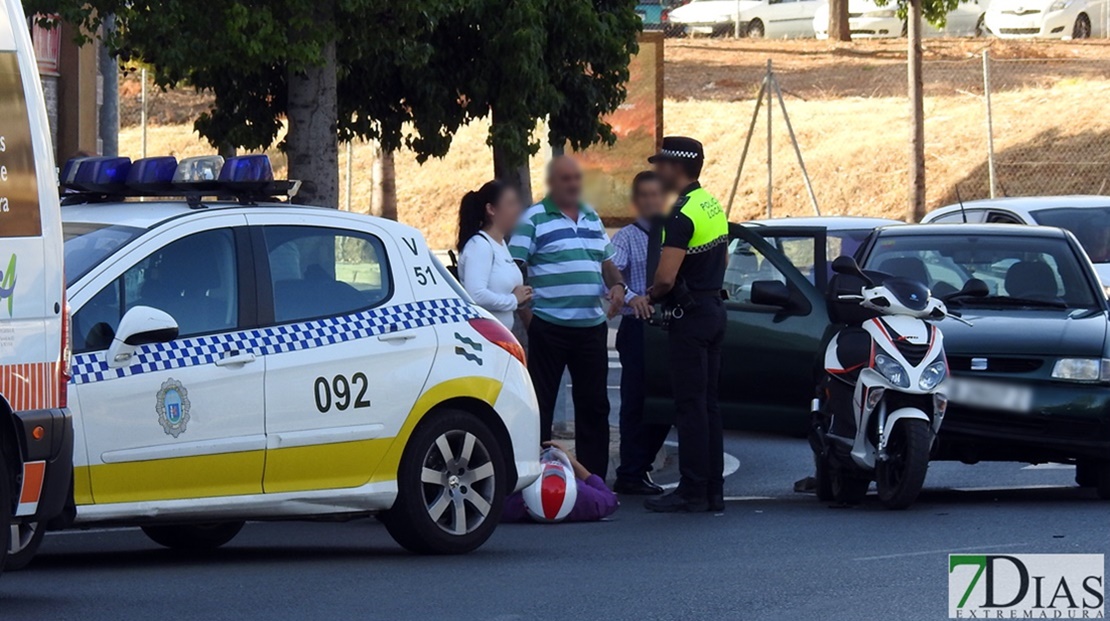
[0,451,11,575]
[382,409,506,555]
[141,521,245,551]
[5,521,46,570]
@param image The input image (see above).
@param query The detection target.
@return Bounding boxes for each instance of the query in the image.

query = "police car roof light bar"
[59,154,300,207]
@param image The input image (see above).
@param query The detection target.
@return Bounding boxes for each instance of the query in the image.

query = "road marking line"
[722,496,773,501]
[46,527,136,537]
[659,441,739,490]
[854,542,1029,562]
[950,484,1072,492]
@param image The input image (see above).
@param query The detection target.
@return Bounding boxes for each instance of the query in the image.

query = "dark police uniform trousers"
[669,294,727,499]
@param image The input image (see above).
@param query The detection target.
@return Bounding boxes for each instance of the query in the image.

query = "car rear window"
[63,222,144,286]
[1031,207,1110,264]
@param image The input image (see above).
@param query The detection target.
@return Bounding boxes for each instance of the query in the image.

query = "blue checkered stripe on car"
[71,298,481,385]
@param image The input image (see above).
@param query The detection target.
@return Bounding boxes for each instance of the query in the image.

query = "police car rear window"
[63,222,144,286]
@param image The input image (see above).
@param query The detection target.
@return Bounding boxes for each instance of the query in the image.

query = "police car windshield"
[63,222,145,286]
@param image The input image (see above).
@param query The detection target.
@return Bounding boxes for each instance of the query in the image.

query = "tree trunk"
[828,0,852,41]
[491,111,533,205]
[907,0,926,222]
[372,147,398,220]
[286,36,339,208]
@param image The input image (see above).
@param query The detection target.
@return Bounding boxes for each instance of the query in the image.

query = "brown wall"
[53,21,98,160]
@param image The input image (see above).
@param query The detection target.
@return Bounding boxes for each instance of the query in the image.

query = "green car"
[646,219,1110,488]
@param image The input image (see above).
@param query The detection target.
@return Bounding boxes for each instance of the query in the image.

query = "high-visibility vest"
[676,186,728,253]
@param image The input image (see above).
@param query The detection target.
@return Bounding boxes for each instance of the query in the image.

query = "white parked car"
[814,0,985,37]
[985,0,1107,38]
[923,196,1110,284]
[670,0,821,37]
[51,154,541,556]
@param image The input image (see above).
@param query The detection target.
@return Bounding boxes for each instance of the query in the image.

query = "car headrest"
[1004,261,1057,300]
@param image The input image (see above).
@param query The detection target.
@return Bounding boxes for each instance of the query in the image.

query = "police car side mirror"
[107,306,179,369]
[750,280,792,308]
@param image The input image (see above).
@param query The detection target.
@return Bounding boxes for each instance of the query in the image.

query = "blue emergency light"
[219,155,274,183]
[127,156,178,186]
[73,156,131,189]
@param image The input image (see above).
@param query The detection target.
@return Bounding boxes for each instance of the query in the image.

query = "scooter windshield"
[883,277,930,311]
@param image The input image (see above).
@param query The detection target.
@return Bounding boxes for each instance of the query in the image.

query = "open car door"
[643,224,831,434]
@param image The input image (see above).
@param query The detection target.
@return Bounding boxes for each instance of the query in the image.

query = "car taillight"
[57,298,71,409]
[662,9,669,21]
[468,318,526,366]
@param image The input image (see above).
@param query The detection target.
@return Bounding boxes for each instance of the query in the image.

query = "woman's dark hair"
[457,180,509,251]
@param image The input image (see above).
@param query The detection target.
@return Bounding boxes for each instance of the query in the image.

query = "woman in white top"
[457,180,532,328]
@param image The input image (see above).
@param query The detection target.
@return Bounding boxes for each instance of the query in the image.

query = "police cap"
[648,136,704,164]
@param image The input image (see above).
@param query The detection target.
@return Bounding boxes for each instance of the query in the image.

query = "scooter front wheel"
[876,418,931,510]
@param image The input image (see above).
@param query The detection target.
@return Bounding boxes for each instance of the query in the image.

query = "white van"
[0,0,74,574]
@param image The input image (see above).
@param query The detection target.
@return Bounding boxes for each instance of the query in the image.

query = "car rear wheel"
[974,15,986,37]
[6,521,46,570]
[141,522,245,550]
[381,410,506,555]
[1073,13,1091,39]
[876,419,931,510]
[746,19,765,38]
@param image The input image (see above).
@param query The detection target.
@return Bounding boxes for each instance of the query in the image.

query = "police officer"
[641,136,729,513]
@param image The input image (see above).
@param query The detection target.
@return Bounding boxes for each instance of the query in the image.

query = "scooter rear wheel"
[876,419,931,510]
[831,468,869,505]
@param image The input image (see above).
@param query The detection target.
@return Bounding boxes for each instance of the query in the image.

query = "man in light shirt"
[509,156,626,479]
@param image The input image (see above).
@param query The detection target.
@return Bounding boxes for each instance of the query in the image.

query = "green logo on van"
[0,253,16,316]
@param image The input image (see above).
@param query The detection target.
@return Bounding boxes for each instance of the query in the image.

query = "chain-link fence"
[667,46,1110,223]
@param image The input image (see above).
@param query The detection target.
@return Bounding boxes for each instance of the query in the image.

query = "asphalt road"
[3,431,1104,621]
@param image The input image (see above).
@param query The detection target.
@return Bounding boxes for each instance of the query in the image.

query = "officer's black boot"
[707,483,725,512]
[644,489,710,513]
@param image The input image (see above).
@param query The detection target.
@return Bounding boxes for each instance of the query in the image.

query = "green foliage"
[26,0,641,170]
[871,0,964,27]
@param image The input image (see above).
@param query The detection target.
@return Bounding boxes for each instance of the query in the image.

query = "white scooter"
[809,256,985,510]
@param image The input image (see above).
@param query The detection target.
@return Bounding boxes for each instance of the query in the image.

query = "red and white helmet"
[522,448,577,523]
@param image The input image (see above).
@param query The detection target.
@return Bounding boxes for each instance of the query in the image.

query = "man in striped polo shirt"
[509,156,627,478]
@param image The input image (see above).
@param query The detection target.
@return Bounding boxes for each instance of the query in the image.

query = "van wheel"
[381,410,506,555]
[141,522,244,550]
[0,452,11,575]
[6,521,46,570]
[746,19,765,38]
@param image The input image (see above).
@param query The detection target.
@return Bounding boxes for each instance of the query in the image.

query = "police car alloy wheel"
[5,520,46,571]
[141,521,245,551]
[382,409,506,555]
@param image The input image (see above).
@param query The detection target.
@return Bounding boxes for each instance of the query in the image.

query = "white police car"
[50,154,540,555]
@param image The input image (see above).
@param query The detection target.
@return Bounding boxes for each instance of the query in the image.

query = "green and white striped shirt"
[509,197,616,328]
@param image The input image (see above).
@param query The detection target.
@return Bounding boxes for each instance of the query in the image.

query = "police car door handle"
[378,331,416,342]
[215,351,257,367]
